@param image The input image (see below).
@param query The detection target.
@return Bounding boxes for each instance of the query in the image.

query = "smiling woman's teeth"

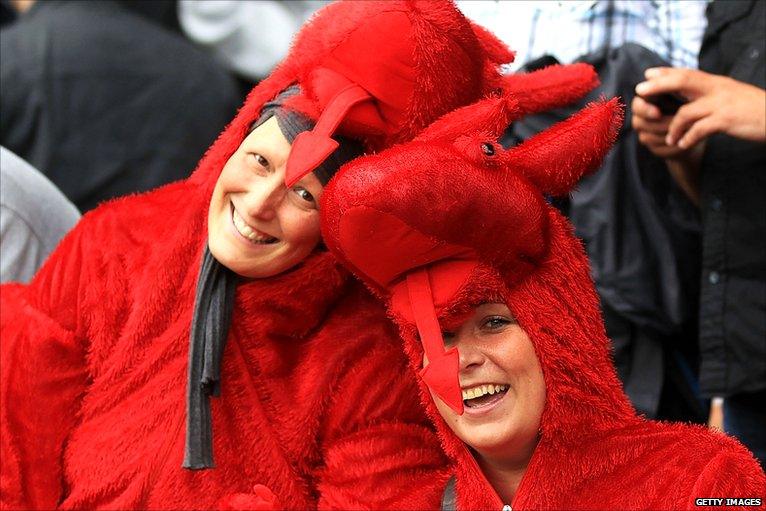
[462,384,508,400]
[232,208,276,244]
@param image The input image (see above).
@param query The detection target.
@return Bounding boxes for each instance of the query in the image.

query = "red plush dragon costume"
[0,2,604,509]
[321,70,766,508]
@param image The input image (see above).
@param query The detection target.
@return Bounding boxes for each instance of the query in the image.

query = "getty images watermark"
[695,498,762,507]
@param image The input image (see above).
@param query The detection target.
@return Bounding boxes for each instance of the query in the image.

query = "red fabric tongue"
[285,83,371,187]
[406,270,464,415]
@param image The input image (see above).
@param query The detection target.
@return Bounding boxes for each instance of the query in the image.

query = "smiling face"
[427,302,546,466]
[207,117,324,279]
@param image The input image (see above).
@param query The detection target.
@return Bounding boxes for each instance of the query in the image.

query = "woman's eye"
[482,316,512,330]
[441,331,456,346]
[293,186,315,204]
[248,153,269,169]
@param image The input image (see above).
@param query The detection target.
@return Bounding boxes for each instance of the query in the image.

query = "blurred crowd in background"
[0,0,763,470]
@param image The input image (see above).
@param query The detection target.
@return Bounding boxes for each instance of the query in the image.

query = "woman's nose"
[242,177,285,221]
[457,338,484,371]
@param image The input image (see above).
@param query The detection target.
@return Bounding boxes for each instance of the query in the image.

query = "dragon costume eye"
[481,142,495,156]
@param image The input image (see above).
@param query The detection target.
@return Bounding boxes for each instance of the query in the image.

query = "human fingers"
[635,67,699,98]
[637,130,667,147]
[632,113,672,135]
[644,67,673,79]
[636,131,687,159]
[666,99,714,146]
[677,117,721,149]
[631,95,662,121]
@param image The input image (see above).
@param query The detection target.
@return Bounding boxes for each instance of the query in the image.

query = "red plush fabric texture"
[321,79,766,508]
[0,2,528,508]
[218,485,278,511]
[263,0,517,156]
[182,0,523,194]
[0,183,451,510]
[180,1,591,191]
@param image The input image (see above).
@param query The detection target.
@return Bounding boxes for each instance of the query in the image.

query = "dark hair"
[246,87,364,185]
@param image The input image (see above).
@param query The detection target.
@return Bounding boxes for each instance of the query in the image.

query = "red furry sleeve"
[687,447,766,509]
[0,218,97,510]
[314,334,451,510]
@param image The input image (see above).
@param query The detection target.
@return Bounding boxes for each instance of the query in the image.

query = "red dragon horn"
[502,97,623,196]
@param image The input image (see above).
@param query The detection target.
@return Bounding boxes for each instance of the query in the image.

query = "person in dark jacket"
[632,0,766,469]
[0,0,240,212]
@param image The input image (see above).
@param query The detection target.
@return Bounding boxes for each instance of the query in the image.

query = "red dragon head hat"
[321,65,632,434]
[188,0,601,194]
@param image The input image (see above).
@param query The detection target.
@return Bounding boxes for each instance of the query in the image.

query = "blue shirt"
[457,0,708,70]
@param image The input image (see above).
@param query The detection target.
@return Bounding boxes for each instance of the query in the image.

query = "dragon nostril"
[481,142,495,156]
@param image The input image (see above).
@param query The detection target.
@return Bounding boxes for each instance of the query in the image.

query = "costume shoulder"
[311,277,434,435]
[685,429,766,505]
[593,420,766,508]
[77,178,208,248]
[326,281,418,368]
[313,280,451,510]
[2,177,206,355]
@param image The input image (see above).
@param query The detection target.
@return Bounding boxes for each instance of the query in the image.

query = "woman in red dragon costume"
[0,1,598,509]
[321,71,766,509]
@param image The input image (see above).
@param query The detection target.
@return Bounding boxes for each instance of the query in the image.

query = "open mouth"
[230,202,278,245]
[462,384,509,409]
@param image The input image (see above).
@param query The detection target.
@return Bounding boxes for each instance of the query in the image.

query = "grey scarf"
[182,245,237,469]
[182,87,362,470]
